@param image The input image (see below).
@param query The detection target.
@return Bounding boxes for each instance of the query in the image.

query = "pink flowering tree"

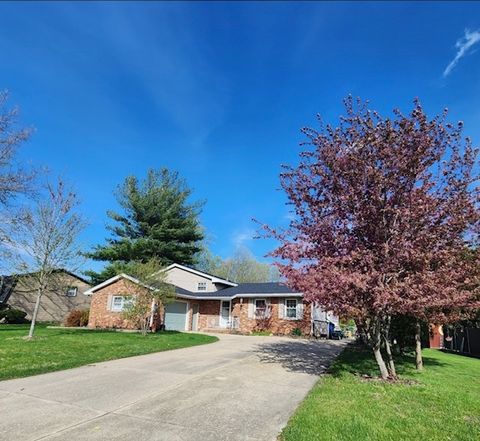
[263,97,480,379]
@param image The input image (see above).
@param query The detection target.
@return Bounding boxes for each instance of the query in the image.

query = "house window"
[286,299,298,319]
[111,296,133,312]
[254,299,267,318]
[65,287,78,297]
[197,282,207,291]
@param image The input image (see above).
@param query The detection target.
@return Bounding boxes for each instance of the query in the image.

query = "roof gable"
[84,273,152,295]
[162,263,237,287]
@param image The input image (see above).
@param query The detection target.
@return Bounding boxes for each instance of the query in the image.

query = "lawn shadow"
[254,339,346,375]
[327,344,449,378]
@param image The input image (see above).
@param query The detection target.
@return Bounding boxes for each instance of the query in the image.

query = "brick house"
[86,263,338,335]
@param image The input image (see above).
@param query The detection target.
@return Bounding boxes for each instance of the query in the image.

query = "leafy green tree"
[87,168,204,284]
[119,259,175,336]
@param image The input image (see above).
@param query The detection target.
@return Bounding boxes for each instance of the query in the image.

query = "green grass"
[0,324,218,381]
[281,345,480,441]
[250,331,273,336]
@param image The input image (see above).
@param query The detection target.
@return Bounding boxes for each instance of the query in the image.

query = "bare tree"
[0,91,35,267]
[10,180,85,338]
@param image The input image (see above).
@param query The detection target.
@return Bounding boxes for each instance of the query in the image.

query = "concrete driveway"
[0,334,347,441]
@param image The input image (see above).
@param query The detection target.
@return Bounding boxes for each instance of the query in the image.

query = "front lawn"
[0,324,217,381]
[281,346,480,441]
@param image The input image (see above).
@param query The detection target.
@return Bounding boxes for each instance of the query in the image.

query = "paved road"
[0,334,347,441]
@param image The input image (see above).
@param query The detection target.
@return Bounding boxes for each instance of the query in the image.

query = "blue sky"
[1,1,480,272]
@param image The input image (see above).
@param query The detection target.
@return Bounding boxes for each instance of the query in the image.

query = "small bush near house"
[0,306,28,323]
[291,327,302,337]
[65,309,90,327]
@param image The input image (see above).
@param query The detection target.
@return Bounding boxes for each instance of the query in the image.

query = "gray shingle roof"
[174,285,231,298]
[174,282,298,299]
[218,282,297,296]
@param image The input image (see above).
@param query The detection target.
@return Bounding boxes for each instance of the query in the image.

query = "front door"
[219,300,230,328]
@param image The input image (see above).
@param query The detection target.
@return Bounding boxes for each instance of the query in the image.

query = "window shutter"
[278,298,285,319]
[247,299,254,319]
[297,302,304,320]
[106,294,113,311]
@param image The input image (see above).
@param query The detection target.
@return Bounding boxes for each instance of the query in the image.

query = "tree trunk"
[415,320,423,371]
[372,326,389,380]
[373,345,389,380]
[383,334,397,379]
[383,316,397,378]
[28,287,43,339]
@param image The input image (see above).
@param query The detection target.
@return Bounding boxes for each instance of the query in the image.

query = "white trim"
[254,298,267,319]
[232,293,303,298]
[285,298,299,320]
[218,299,231,328]
[84,273,156,295]
[176,294,232,300]
[110,295,133,312]
[162,263,237,287]
[191,303,200,331]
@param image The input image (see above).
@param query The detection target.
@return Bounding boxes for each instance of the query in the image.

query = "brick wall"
[197,300,221,330]
[88,280,312,337]
[192,297,311,336]
[231,298,311,335]
[88,278,141,329]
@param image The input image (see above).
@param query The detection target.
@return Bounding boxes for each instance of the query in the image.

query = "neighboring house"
[0,270,92,323]
[86,263,338,335]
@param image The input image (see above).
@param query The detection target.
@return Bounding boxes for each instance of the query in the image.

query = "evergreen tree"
[87,168,204,284]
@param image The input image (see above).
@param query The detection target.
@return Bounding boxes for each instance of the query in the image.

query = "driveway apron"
[0,334,347,441]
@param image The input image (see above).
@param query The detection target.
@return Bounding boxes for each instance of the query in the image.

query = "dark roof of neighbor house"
[6,269,90,285]
[174,282,299,299]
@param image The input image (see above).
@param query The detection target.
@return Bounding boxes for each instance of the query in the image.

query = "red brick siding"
[197,300,222,330]
[231,298,311,335]
[88,279,312,336]
[88,278,143,329]
[193,297,311,336]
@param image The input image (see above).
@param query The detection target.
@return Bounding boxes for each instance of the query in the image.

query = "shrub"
[291,327,302,337]
[65,309,89,327]
[0,306,28,323]
[80,309,89,326]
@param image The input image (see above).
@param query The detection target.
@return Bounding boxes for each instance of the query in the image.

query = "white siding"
[165,267,220,292]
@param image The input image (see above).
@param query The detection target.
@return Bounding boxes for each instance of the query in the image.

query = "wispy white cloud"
[231,228,255,249]
[443,29,480,77]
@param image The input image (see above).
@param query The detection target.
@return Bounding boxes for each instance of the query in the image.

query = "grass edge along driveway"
[0,324,218,381]
[281,345,480,441]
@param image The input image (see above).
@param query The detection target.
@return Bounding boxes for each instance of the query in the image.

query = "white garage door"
[164,301,188,331]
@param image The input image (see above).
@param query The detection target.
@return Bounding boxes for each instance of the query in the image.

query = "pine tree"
[87,168,204,284]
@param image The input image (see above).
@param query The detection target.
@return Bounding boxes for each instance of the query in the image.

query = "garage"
[164,301,188,331]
